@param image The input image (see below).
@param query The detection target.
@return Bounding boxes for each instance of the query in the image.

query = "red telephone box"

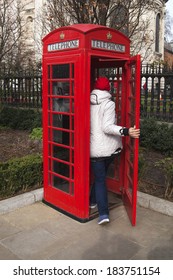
[42,24,140,226]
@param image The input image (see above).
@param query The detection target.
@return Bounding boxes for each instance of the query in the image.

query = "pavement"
[0,190,173,260]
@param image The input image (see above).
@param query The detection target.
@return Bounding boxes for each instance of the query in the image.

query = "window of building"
[26,16,33,34]
[155,13,160,53]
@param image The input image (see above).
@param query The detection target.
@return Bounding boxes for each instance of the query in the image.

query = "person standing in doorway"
[90,77,140,225]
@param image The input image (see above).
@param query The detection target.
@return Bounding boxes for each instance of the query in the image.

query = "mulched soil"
[0,128,42,200]
[0,128,42,162]
[138,148,173,202]
[0,128,172,202]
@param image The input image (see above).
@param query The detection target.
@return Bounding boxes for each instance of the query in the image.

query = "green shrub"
[0,107,42,131]
[29,127,42,140]
[154,123,172,154]
[140,118,158,149]
[140,118,173,155]
[0,154,43,199]
[155,157,173,199]
[138,151,147,180]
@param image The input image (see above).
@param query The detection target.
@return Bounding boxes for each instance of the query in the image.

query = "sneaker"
[89,203,97,209]
[98,215,109,225]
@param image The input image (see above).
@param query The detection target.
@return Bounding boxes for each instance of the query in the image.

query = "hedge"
[0,106,42,131]
[140,118,173,155]
[0,154,43,199]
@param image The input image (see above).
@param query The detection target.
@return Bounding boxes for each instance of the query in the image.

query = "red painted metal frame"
[42,24,140,224]
[122,55,141,226]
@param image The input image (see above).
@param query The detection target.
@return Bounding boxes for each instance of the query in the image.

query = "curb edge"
[0,189,173,217]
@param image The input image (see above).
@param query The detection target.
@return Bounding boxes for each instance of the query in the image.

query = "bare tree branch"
[0,0,26,68]
[37,0,166,61]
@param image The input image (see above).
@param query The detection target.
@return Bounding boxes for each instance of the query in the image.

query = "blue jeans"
[90,156,115,216]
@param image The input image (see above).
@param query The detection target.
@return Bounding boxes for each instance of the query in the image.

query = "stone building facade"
[21,0,46,62]
[137,0,168,63]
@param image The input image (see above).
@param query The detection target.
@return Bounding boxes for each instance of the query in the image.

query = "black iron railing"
[0,64,173,121]
[140,64,173,122]
[0,67,42,108]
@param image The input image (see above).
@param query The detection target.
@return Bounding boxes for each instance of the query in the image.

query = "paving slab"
[0,202,172,260]
[131,231,173,260]
[0,217,21,240]
[1,227,60,260]
[0,244,20,260]
[106,207,173,248]
[1,203,60,230]
[49,229,141,260]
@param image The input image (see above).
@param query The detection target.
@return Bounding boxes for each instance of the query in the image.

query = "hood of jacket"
[90,89,112,105]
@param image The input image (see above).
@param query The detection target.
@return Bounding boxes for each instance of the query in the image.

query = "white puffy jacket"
[90,89,124,158]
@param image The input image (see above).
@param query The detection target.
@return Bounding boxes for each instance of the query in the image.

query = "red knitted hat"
[94,77,110,91]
